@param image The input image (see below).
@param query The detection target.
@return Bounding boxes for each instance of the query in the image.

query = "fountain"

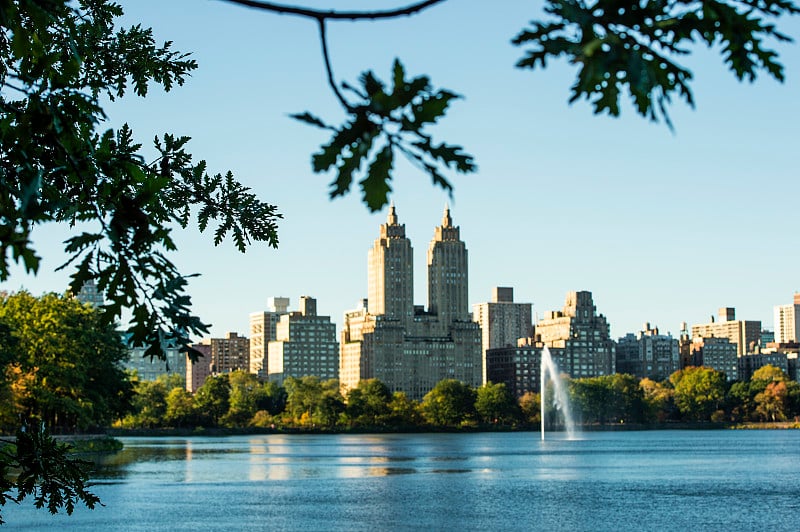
[540,346,577,440]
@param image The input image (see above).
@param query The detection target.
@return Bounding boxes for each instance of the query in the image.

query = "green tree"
[345,379,392,427]
[164,387,198,428]
[670,366,727,421]
[194,374,231,427]
[257,381,288,416]
[474,382,521,426]
[222,370,264,427]
[420,379,476,427]
[284,376,344,427]
[0,292,132,431]
[386,391,422,428]
[1,1,280,357]
[570,374,645,424]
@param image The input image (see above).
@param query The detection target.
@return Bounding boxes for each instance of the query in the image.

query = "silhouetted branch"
[317,19,351,111]
[221,0,448,20]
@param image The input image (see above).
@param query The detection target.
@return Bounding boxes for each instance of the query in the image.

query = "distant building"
[616,324,679,380]
[738,352,793,382]
[75,279,104,307]
[691,308,761,356]
[249,296,290,377]
[267,296,339,384]
[186,343,212,393]
[473,287,533,384]
[535,291,615,379]
[760,330,775,348]
[774,294,800,344]
[690,337,738,381]
[340,206,482,400]
[210,332,249,373]
[124,336,185,382]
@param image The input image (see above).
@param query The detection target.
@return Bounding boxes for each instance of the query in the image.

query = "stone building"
[616,323,679,380]
[340,206,482,400]
[690,337,738,381]
[267,296,338,384]
[691,308,761,356]
[249,296,290,377]
[535,291,615,378]
[473,287,533,383]
[774,293,800,344]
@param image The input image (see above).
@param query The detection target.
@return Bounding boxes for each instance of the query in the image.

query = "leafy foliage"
[513,0,799,127]
[0,422,99,525]
[0,0,282,360]
[420,379,476,427]
[0,291,133,432]
[292,59,476,211]
[670,366,727,420]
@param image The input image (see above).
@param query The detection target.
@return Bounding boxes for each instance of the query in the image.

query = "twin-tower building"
[340,205,482,400]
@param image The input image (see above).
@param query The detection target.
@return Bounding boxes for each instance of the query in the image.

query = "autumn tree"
[518,392,541,426]
[639,377,676,422]
[670,366,727,421]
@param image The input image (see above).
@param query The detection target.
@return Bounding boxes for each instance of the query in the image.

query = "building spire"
[442,204,452,228]
[387,202,398,225]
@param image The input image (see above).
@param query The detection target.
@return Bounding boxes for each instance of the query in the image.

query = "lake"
[5,430,800,530]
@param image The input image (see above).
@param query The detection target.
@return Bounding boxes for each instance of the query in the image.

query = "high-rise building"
[774,294,800,344]
[535,291,615,378]
[690,337,738,381]
[691,308,761,356]
[368,204,414,324]
[428,206,469,325]
[249,296,290,377]
[473,287,533,383]
[340,206,482,400]
[616,323,679,380]
[267,296,339,384]
[208,332,250,374]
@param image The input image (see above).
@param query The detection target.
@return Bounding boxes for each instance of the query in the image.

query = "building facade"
[616,324,679,380]
[473,287,533,383]
[691,308,761,356]
[249,296,290,377]
[186,343,212,393]
[267,296,339,384]
[75,279,104,307]
[535,291,615,379]
[124,337,186,382]
[340,206,482,400]
[368,204,414,325]
[690,337,738,381]
[774,294,800,344]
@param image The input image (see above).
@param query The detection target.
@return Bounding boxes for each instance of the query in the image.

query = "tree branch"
[220,0,448,20]
[317,18,351,111]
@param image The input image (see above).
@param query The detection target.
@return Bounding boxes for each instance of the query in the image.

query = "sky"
[3,0,799,340]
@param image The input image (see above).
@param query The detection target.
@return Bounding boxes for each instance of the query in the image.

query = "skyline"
[2,0,798,339]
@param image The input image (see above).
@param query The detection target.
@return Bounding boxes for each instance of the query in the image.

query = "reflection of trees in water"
[88,440,250,479]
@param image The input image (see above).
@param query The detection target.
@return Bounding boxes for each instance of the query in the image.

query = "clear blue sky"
[4,0,799,339]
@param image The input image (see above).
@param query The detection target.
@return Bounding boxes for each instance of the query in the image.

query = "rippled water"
[6,430,800,530]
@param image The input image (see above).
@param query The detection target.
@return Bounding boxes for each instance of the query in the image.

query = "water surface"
[6,430,799,530]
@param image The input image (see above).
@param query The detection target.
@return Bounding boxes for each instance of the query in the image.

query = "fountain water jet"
[540,346,577,441]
